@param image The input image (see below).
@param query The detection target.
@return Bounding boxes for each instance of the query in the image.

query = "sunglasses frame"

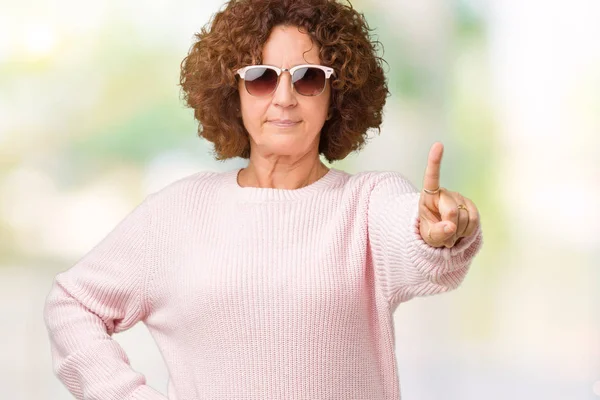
[236,64,335,97]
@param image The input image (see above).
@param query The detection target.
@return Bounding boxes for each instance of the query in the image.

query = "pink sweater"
[44,167,483,400]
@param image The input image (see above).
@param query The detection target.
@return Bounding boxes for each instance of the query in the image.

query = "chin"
[260,138,311,155]
[264,126,301,135]
[252,130,319,151]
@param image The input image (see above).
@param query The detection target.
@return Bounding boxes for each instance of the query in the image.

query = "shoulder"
[145,170,224,206]
[344,170,419,196]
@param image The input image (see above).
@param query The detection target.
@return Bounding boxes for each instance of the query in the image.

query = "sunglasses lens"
[244,67,278,96]
[293,67,326,96]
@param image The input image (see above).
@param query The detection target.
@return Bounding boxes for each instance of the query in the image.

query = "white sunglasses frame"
[236,64,335,97]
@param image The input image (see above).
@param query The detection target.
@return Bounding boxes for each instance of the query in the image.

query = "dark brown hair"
[179,0,389,162]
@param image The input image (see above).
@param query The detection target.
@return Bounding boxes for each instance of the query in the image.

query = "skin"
[236,25,481,247]
[418,142,481,248]
[237,24,331,190]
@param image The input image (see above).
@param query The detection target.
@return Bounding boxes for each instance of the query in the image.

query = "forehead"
[261,25,321,67]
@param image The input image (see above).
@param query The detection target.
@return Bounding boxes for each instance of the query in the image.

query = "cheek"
[238,90,257,120]
[314,86,331,118]
[239,96,270,136]
[306,98,330,126]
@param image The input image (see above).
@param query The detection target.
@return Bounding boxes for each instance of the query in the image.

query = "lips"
[268,119,301,127]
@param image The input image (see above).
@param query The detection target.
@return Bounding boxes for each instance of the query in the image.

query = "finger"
[419,185,441,215]
[427,220,456,247]
[438,190,458,235]
[455,194,469,238]
[422,142,444,194]
[462,197,480,237]
[442,225,456,247]
[419,201,440,225]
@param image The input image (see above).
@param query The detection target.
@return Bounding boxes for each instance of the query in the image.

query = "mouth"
[268,120,301,127]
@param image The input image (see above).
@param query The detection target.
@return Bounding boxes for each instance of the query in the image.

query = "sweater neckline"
[223,167,345,202]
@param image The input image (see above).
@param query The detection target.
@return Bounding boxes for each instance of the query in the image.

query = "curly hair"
[179,0,389,162]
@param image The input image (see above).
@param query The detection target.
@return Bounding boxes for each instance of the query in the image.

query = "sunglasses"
[236,64,335,97]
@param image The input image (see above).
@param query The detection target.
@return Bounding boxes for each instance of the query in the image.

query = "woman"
[44,0,483,399]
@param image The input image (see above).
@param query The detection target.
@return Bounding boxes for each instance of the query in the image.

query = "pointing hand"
[418,142,480,248]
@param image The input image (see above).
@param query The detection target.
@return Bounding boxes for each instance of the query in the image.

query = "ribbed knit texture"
[44,167,483,400]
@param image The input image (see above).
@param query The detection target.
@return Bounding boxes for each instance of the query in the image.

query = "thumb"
[422,220,456,247]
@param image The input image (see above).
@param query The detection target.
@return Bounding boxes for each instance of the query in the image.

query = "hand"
[418,142,480,248]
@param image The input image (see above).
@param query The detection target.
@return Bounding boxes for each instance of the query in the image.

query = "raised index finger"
[423,141,444,192]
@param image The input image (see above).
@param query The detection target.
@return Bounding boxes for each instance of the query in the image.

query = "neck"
[237,158,329,190]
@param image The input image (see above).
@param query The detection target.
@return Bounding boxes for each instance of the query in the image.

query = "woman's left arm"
[368,142,484,310]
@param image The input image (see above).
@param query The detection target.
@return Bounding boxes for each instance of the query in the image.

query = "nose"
[272,70,297,108]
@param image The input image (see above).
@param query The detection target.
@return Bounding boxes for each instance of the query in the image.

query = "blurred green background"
[1,0,598,398]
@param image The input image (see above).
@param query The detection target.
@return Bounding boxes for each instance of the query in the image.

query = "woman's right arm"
[43,195,167,400]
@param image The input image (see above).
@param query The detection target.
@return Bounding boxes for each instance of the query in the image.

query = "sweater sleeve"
[367,174,484,310]
[43,194,167,400]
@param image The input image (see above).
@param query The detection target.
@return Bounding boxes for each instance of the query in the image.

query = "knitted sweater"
[44,167,483,400]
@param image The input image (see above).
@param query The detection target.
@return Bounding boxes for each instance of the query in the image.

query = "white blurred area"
[489,0,600,249]
[0,0,598,399]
